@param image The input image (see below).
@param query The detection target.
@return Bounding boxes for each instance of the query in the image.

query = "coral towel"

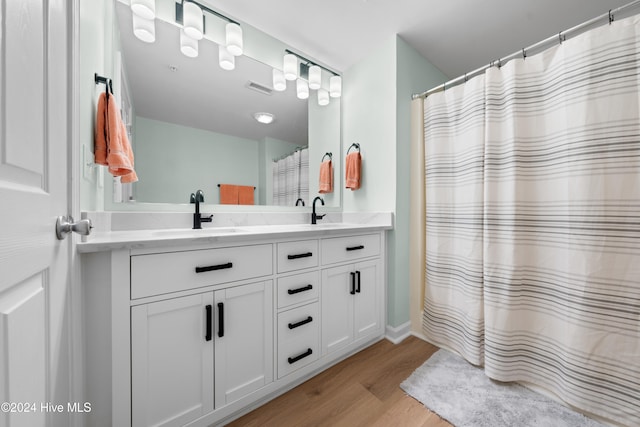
[219,184,238,204]
[238,185,254,205]
[94,92,138,183]
[345,152,361,190]
[319,160,334,194]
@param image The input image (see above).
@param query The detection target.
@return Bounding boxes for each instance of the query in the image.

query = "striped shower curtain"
[423,14,640,426]
[272,148,309,206]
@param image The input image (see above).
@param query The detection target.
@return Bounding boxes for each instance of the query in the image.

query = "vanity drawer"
[131,244,273,299]
[277,271,319,309]
[321,233,380,266]
[277,303,319,378]
[277,239,319,273]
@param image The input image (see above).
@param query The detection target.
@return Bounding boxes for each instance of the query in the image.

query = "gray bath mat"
[401,349,604,427]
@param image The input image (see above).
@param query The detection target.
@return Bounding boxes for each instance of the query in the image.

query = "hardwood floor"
[226,336,453,427]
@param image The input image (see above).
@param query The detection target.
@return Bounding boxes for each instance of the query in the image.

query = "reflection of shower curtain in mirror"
[272,148,309,206]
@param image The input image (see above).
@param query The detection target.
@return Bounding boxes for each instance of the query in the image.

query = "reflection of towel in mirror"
[345,152,361,190]
[319,160,333,194]
[219,184,238,204]
[94,92,138,183]
[238,185,254,205]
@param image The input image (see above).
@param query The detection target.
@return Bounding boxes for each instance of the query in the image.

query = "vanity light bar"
[284,49,340,77]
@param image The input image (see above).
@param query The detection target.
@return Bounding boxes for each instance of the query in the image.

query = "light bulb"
[132,14,155,43]
[226,23,243,56]
[308,65,321,90]
[296,79,309,100]
[131,0,155,20]
[273,69,286,91]
[254,112,275,124]
[283,54,297,81]
[318,89,329,106]
[180,29,198,58]
[183,1,203,40]
[330,75,342,98]
[219,45,235,70]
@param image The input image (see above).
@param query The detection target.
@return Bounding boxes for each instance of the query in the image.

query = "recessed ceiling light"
[254,112,275,124]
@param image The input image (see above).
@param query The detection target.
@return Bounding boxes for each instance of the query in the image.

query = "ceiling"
[201,0,632,78]
[118,0,634,145]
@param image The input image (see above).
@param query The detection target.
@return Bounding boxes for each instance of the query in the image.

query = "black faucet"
[312,196,325,224]
[190,190,213,229]
[296,198,305,206]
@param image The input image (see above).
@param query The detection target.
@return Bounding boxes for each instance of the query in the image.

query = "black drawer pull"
[205,305,212,341]
[356,270,361,293]
[287,284,313,295]
[346,245,364,251]
[350,272,356,295]
[288,348,313,364]
[287,252,313,260]
[195,262,233,273]
[217,302,224,338]
[288,316,313,330]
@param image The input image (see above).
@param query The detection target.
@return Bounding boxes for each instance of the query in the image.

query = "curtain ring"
[522,48,527,59]
[558,32,565,44]
[609,9,614,24]
[464,73,468,82]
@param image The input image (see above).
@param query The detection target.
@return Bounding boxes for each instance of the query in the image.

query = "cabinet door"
[131,293,214,427]
[353,260,381,341]
[214,281,273,407]
[321,265,355,355]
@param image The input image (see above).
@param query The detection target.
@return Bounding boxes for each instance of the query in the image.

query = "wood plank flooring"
[226,336,453,427]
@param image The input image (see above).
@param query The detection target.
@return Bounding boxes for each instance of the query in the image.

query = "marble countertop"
[77,213,393,253]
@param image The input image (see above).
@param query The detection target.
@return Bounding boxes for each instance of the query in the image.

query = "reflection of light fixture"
[296,79,309,99]
[308,65,321,90]
[226,23,243,56]
[283,54,297,81]
[317,88,330,106]
[133,14,156,43]
[254,112,275,124]
[183,1,203,40]
[272,69,286,91]
[180,29,198,57]
[219,45,235,70]
[330,75,342,98]
[131,0,155,20]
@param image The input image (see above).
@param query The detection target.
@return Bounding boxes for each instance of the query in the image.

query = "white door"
[214,281,273,407]
[321,265,355,355]
[131,294,214,427]
[0,1,75,427]
[353,260,381,341]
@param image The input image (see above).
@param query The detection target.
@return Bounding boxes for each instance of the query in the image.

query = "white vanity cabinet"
[320,234,382,356]
[81,226,387,427]
[131,293,214,427]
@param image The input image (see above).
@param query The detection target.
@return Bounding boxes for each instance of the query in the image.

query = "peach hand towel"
[345,152,361,190]
[105,94,137,181]
[94,92,108,166]
[238,185,255,205]
[319,160,334,194]
[219,184,239,204]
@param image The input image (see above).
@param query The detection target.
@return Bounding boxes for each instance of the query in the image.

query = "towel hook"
[347,143,360,154]
[322,152,332,161]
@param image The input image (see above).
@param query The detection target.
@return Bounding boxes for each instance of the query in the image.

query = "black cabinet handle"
[350,272,356,295]
[287,284,313,295]
[288,316,313,330]
[288,348,313,364]
[356,271,361,293]
[346,245,364,251]
[195,262,233,273]
[217,302,224,338]
[205,305,212,341]
[287,252,313,260]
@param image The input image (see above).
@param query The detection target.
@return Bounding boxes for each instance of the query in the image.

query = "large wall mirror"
[80,0,341,211]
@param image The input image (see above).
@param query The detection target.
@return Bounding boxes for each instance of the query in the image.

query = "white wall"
[134,117,261,204]
[309,92,341,208]
[342,35,447,327]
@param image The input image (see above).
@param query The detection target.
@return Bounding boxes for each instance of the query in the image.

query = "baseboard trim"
[385,321,411,344]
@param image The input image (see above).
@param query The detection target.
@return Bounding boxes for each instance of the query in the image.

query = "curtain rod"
[412,0,640,100]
